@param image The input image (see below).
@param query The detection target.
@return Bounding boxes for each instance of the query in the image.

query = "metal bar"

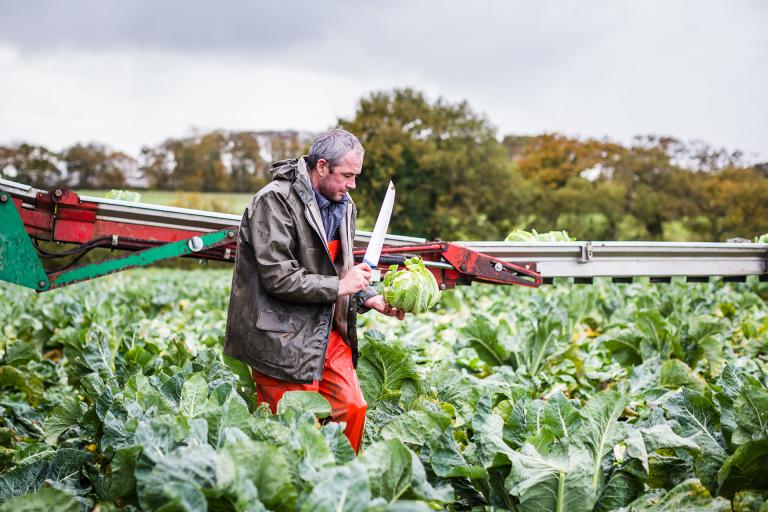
[457,241,768,278]
[47,228,236,289]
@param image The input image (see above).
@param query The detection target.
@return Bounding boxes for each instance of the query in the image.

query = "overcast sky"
[1,0,766,161]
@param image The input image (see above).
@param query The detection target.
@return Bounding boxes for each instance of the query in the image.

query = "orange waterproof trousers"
[250,240,368,453]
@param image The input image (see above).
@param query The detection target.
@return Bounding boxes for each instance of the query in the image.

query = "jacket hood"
[270,158,300,181]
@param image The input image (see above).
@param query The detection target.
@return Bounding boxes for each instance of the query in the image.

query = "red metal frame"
[12,188,542,289]
[352,242,541,289]
[13,189,237,262]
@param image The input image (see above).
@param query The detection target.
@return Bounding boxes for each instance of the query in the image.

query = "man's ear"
[316,158,329,177]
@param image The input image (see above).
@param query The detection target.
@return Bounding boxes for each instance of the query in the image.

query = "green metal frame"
[0,193,50,290]
[0,192,236,292]
[47,229,236,290]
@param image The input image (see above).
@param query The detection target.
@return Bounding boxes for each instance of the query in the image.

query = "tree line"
[0,131,310,192]
[1,88,766,242]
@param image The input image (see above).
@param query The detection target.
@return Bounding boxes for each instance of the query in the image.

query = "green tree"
[340,89,523,240]
[154,131,266,192]
[265,131,308,163]
[0,143,65,188]
[165,132,225,191]
[229,132,267,192]
[504,134,631,239]
[140,140,175,190]
[677,166,768,241]
[64,142,130,189]
[610,140,683,240]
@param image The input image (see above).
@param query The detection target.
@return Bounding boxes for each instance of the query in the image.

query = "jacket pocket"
[256,311,301,333]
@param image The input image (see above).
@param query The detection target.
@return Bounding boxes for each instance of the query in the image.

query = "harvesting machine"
[1,178,767,292]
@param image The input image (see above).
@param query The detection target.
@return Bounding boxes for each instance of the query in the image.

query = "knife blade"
[362,180,395,282]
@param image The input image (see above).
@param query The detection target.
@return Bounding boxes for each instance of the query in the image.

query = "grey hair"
[306,128,364,171]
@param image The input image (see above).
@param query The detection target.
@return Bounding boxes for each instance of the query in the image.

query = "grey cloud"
[1,0,766,158]
[0,0,353,53]
[0,1,630,68]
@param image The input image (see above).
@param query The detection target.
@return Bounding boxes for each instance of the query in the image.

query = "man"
[224,128,404,453]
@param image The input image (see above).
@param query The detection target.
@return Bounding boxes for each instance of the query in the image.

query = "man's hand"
[338,263,372,296]
[364,294,406,320]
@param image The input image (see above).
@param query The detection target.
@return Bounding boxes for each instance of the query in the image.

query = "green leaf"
[503,397,530,448]
[659,359,706,393]
[101,401,137,451]
[223,354,257,397]
[0,486,79,512]
[603,327,643,367]
[2,341,40,367]
[47,448,93,496]
[624,478,730,511]
[639,424,700,454]
[539,392,580,445]
[357,331,419,403]
[204,389,253,448]
[663,389,727,491]
[717,363,748,404]
[0,448,92,502]
[44,396,86,445]
[217,436,296,511]
[292,423,335,483]
[180,372,208,418]
[159,371,185,409]
[380,400,451,446]
[732,380,768,445]
[276,390,332,418]
[505,229,574,242]
[0,458,49,502]
[635,310,675,360]
[299,460,372,512]
[595,430,647,511]
[426,426,488,479]
[359,439,413,502]
[472,394,516,468]
[572,390,627,495]
[0,366,44,404]
[406,449,454,504]
[321,422,356,465]
[136,443,218,511]
[716,438,768,498]
[684,314,727,377]
[110,446,142,498]
[459,315,511,367]
[505,443,594,512]
[80,372,108,402]
[80,327,117,380]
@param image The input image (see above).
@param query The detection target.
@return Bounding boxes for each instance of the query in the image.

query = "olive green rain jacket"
[224,156,376,383]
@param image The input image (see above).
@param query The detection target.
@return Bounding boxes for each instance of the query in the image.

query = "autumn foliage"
[1,89,766,242]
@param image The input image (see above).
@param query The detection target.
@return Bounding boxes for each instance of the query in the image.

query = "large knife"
[362,181,395,282]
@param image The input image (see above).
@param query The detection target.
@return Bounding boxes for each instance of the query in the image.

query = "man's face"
[316,150,363,201]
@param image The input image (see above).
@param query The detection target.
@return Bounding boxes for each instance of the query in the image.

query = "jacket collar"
[291,156,315,206]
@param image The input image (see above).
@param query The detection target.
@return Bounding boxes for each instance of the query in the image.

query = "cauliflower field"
[1,270,767,511]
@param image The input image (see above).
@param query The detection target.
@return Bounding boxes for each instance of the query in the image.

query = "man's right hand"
[338,263,372,296]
